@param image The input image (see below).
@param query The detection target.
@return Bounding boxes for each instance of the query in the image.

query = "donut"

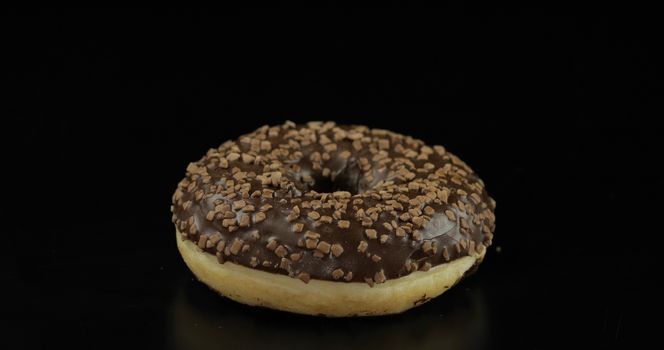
[171,121,496,316]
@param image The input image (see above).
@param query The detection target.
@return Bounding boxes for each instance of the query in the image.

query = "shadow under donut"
[167,276,490,350]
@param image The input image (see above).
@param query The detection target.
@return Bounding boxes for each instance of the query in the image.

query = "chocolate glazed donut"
[171,121,496,316]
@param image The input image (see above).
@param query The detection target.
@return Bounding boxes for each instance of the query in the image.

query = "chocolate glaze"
[171,121,496,285]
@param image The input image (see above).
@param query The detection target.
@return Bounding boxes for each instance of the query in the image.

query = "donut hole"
[307,159,365,195]
[312,171,359,194]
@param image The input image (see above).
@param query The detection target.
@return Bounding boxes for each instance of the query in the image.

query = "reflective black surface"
[6,9,662,349]
[8,125,662,349]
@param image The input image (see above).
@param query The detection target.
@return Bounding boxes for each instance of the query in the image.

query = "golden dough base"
[176,230,484,316]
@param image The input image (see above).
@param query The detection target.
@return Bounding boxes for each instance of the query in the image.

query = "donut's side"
[176,229,485,317]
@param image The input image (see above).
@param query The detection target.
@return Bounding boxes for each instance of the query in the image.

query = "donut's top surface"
[171,121,496,285]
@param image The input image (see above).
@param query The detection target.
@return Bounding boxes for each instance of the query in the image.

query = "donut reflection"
[168,275,490,350]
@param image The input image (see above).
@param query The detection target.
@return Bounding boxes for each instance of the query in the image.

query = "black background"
[4,9,663,349]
